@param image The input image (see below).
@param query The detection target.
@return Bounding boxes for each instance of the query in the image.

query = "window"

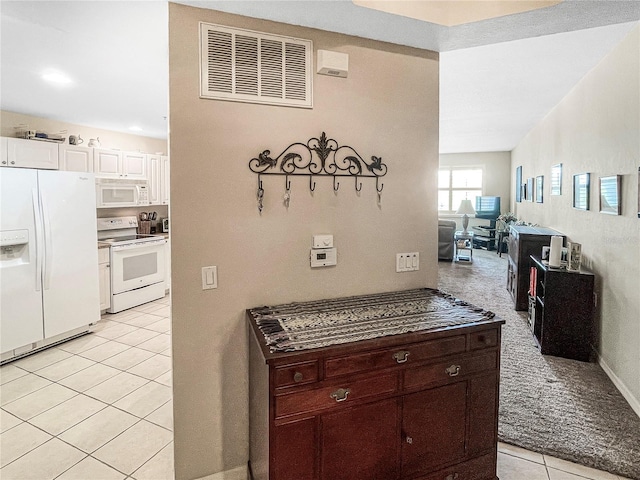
[438,167,483,213]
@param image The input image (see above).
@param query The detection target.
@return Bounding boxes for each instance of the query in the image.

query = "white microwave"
[96,178,150,208]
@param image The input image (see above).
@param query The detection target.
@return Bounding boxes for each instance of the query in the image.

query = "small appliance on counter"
[161,217,169,233]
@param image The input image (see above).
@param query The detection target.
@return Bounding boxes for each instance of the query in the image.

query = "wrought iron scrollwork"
[249,132,388,212]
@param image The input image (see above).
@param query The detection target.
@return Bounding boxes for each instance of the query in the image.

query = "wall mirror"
[599,175,621,215]
[551,164,562,195]
[573,173,590,210]
[536,175,544,203]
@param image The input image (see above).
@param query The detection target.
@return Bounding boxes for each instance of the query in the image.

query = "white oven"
[111,239,166,295]
[97,216,166,313]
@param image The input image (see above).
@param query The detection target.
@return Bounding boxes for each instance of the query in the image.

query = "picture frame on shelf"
[551,163,562,195]
[516,166,522,202]
[536,175,544,203]
[573,173,590,210]
[599,175,621,215]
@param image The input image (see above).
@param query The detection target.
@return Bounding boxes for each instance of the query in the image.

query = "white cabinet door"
[59,145,94,172]
[160,155,170,205]
[122,152,147,179]
[148,155,161,205]
[7,138,59,169]
[98,248,111,312]
[94,149,122,177]
[0,137,7,167]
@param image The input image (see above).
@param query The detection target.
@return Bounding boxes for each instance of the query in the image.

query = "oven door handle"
[111,239,166,251]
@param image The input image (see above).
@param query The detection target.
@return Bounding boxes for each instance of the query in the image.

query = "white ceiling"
[1,1,638,153]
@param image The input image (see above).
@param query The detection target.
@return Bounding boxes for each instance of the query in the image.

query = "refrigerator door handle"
[40,190,53,290]
[32,189,43,292]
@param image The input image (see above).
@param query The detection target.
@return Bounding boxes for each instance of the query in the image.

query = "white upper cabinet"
[148,154,161,205]
[4,138,59,169]
[147,154,169,205]
[94,149,147,179]
[58,145,94,173]
[0,137,7,167]
[122,152,147,179]
[160,155,170,205]
[94,149,122,177]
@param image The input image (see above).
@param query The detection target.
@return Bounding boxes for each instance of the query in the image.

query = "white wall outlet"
[396,252,419,272]
[202,266,218,290]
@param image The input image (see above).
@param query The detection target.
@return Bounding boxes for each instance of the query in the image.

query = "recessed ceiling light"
[129,126,143,132]
[41,70,73,86]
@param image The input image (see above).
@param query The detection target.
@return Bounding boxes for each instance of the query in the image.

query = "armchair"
[438,219,456,261]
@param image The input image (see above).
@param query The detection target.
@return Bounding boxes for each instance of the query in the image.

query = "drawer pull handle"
[406,436,413,444]
[293,372,304,382]
[393,350,410,363]
[330,388,351,402]
[446,364,461,377]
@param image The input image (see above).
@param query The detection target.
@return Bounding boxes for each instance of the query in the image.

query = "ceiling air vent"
[200,23,313,108]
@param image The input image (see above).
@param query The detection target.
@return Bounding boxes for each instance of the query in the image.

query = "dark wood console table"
[528,255,595,361]
[248,289,504,480]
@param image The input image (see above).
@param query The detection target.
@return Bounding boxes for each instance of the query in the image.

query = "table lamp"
[456,199,476,235]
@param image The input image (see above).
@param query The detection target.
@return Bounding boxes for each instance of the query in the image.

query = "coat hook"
[284,175,291,207]
[333,176,340,192]
[376,177,384,193]
[309,175,316,192]
[285,175,291,191]
[355,176,362,192]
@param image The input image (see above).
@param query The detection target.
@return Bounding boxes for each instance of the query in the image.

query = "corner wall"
[168,4,439,479]
[511,25,640,413]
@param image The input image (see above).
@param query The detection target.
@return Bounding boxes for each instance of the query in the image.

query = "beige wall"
[439,151,511,230]
[511,25,640,412]
[0,110,167,154]
[169,3,439,479]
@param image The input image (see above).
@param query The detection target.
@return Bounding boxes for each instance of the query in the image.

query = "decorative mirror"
[573,173,590,210]
[599,175,621,215]
[551,164,562,195]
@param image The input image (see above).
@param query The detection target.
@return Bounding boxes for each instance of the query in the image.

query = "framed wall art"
[516,166,522,202]
[599,175,621,215]
[573,173,590,210]
[551,163,562,195]
[536,175,544,203]
[527,178,534,202]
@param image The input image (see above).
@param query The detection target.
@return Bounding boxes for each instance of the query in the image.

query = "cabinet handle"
[444,474,459,480]
[393,350,410,363]
[293,372,303,383]
[406,436,413,444]
[10,161,15,165]
[330,388,351,402]
[445,364,461,377]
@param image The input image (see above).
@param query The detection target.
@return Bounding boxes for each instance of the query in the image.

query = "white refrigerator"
[0,168,100,361]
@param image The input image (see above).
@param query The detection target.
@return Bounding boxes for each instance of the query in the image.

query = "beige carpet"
[438,249,640,479]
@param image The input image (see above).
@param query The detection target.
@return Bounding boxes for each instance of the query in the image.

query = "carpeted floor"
[438,248,640,480]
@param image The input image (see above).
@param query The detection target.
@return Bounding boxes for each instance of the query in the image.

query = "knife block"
[138,221,151,235]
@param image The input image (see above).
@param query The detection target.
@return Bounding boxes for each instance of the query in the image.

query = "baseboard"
[597,354,640,418]
[195,465,248,480]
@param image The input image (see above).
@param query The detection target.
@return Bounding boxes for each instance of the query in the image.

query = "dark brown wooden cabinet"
[507,225,564,310]
[528,255,595,361]
[248,309,504,480]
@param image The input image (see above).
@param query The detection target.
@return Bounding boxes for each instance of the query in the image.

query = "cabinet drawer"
[469,330,498,351]
[404,352,497,390]
[274,361,318,388]
[275,372,398,418]
[415,452,495,480]
[325,335,466,378]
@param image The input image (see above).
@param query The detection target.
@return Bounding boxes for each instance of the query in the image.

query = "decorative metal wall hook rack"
[249,132,387,212]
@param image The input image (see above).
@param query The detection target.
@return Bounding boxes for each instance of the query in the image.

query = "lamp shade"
[456,199,476,215]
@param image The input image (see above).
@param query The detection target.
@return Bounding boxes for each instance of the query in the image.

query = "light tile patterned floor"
[0,295,633,480]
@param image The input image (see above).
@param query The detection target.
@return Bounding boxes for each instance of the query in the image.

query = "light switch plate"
[202,266,218,290]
